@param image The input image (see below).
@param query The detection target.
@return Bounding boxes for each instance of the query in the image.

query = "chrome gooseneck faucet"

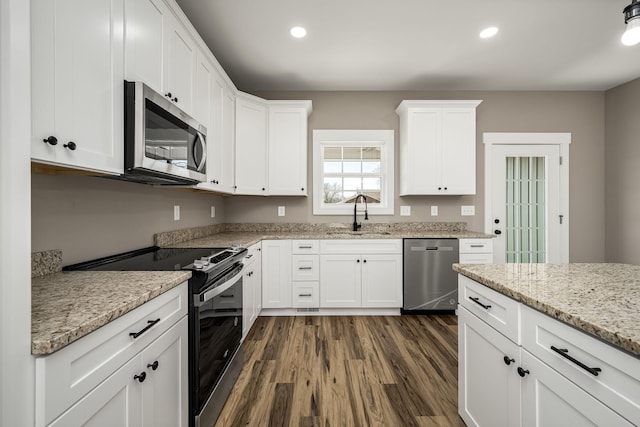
[353,194,369,231]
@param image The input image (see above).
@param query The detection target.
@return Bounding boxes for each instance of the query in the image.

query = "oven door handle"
[198,269,243,304]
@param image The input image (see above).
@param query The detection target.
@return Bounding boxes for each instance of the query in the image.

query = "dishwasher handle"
[410,246,454,252]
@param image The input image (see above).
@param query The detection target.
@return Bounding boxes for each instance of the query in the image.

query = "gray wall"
[605,77,640,263]
[228,90,606,262]
[31,174,225,264]
[31,90,607,264]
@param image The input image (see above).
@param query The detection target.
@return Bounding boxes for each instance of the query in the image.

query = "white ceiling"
[175,0,640,92]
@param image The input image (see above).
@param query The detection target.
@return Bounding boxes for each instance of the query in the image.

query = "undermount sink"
[325,230,392,236]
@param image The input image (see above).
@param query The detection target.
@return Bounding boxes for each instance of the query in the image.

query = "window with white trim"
[313,129,394,215]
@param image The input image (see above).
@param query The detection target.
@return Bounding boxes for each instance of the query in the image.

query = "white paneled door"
[485,134,570,263]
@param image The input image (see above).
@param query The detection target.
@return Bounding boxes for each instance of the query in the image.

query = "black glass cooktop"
[63,246,225,272]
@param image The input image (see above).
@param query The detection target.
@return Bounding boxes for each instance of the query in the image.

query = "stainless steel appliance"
[403,238,459,311]
[64,245,246,427]
[122,81,207,185]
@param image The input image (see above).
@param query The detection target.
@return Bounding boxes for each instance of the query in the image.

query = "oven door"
[192,263,243,420]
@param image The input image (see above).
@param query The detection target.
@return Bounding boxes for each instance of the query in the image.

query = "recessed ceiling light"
[480,27,499,39]
[290,26,307,38]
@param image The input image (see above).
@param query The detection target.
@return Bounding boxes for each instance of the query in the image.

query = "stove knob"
[193,260,204,269]
[199,257,210,266]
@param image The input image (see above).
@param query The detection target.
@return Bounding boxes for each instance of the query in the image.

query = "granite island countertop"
[453,263,640,358]
[32,270,191,355]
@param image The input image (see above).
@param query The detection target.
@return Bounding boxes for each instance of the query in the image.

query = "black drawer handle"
[298,266,313,270]
[470,244,485,248]
[298,245,313,249]
[469,296,492,310]
[299,293,312,297]
[220,294,235,298]
[129,318,160,339]
[551,346,602,376]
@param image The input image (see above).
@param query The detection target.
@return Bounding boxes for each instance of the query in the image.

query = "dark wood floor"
[214,315,464,427]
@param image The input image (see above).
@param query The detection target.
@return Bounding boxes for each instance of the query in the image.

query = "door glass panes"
[322,146,382,204]
[505,156,546,263]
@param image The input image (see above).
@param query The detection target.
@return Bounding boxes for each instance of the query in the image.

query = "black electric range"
[64,245,248,427]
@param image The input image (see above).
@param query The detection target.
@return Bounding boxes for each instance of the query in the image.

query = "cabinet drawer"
[291,240,319,254]
[522,305,640,423]
[459,238,493,253]
[459,253,493,264]
[458,275,520,343]
[292,282,319,308]
[320,239,402,254]
[35,283,188,426]
[292,255,319,281]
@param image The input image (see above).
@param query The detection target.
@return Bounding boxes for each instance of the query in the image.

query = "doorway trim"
[483,133,571,263]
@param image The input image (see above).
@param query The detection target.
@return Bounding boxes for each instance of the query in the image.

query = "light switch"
[400,205,411,216]
[431,206,438,216]
[461,205,475,216]
[278,206,285,217]
[173,205,180,221]
[210,206,216,218]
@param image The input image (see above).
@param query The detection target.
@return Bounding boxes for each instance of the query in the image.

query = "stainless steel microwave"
[122,81,207,185]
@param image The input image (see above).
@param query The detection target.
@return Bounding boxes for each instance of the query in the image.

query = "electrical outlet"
[173,205,180,221]
[461,205,475,216]
[210,206,216,218]
[278,206,285,217]
[400,205,411,216]
[431,206,438,216]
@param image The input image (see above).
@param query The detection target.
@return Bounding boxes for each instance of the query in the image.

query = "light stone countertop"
[165,230,494,249]
[453,263,640,358]
[32,270,191,355]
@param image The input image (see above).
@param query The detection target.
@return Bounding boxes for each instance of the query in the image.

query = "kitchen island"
[454,263,640,426]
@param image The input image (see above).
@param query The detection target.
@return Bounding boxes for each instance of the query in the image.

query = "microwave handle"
[195,132,207,172]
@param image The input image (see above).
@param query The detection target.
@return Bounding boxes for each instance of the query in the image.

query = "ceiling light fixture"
[479,26,499,39]
[290,26,307,38]
[622,0,640,46]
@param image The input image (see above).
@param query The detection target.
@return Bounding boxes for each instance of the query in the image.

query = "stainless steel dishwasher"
[403,238,459,311]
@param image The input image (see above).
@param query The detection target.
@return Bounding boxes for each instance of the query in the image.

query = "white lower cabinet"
[458,307,521,427]
[520,349,633,427]
[243,242,262,339]
[458,275,640,426]
[36,284,188,427]
[459,238,494,264]
[261,240,292,308]
[319,240,402,308]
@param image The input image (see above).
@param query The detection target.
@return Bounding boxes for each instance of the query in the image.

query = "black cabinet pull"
[298,266,313,270]
[494,230,502,235]
[356,259,360,263]
[517,367,529,377]
[550,346,602,376]
[147,361,159,371]
[299,293,312,297]
[469,296,492,310]
[503,356,515,365]
[220,294,235,298]
[165,92,172,98]
[43,136,58,146]
[63,141,76,151]
[134,372,146,383]
[129,318,160,339]
[173,97,178,103]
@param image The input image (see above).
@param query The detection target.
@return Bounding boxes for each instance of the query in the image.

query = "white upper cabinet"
[197,66,236,194]
[396,100,481,195]
[124,0,196,115]
[268,102,312,196]
[235,93,268,195]
[31,0,125,175]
